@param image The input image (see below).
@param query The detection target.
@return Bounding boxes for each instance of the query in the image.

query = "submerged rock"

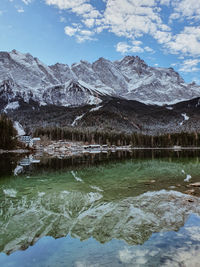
[189,182,200,187]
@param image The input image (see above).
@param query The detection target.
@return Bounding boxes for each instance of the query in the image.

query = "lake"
[0,150,200,266]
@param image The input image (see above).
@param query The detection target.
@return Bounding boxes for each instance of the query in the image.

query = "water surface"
[0,150,200,266]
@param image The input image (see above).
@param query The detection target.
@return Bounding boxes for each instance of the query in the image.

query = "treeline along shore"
[34,126,200,148]
[1,112,200,150]
[0,114,18,149]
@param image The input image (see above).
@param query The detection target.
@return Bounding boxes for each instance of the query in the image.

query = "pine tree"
[0,114,17,149]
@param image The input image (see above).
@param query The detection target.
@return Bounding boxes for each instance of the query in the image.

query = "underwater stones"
[189,182,200,187]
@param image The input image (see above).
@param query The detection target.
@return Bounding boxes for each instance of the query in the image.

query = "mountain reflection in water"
[0,150,200,266]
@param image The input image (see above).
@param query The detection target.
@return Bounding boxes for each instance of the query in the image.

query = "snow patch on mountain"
[180,113,189,126]
[166,106,173,110]
[71,113,86,127]
[14,121,25,136]
[182,113,189,121]
[1,51,200,107]
[90,105,103,112]
[4,101,20,113]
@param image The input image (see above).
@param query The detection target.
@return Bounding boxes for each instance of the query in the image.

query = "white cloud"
[102,0,166,39]
[79,29,93,36]
[116,41,154,54]
[144,46,154,53]
[22,0,32,4]
[131,46,144,53]
[179,59,200,72]
[171,0,200,21]
[116,42,144,53]
[169,12,180,23]
[60,16,66,23]
[82,9,100,19]
[71,3,94,16]
[44,0,200,60]
[64,25,95,42]
[83,18,95,28]
[45,0,87,10]
[17,8,25,13]
[153,30,172,44]
[132,40,142,46]
[76,34,95,43]
[64,26,78,36]
[166,26,200,56]
[46,0,170,43]
[45,0,101,18]
[46,0,101,42]
[159,0,170,5]
[116,42,131,53]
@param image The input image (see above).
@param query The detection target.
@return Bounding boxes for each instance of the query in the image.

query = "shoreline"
[1,145,200,155]
[37,141,200,157]
[0,149,30,154]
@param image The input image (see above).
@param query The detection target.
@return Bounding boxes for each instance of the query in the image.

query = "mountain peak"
[94,57,112,64]
[0,50,200,107]
[80,60,91,66]
[11,49,19,54]
[116,55,147,68]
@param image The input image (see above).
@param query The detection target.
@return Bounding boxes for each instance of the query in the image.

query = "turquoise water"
[0,150,200,266]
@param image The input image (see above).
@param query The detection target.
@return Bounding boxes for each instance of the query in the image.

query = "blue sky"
[0,0,200,83]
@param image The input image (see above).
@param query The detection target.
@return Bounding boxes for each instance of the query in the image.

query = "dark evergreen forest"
[34,126,200,147]
[0,114,17,149]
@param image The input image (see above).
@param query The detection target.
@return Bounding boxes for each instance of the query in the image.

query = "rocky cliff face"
[0,50,106,107]
[0,50,200,110]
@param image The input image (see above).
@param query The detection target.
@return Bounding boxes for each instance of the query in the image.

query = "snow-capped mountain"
[0,50,200,108]
[114,56,189,105]
[0,50,105,107]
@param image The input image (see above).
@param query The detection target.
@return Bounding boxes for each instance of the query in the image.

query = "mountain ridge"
[0,49,200,109]
[1,50,200,135]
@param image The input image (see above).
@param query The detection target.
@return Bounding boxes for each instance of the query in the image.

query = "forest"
[0,114,18,149]
[34,126,200,147]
